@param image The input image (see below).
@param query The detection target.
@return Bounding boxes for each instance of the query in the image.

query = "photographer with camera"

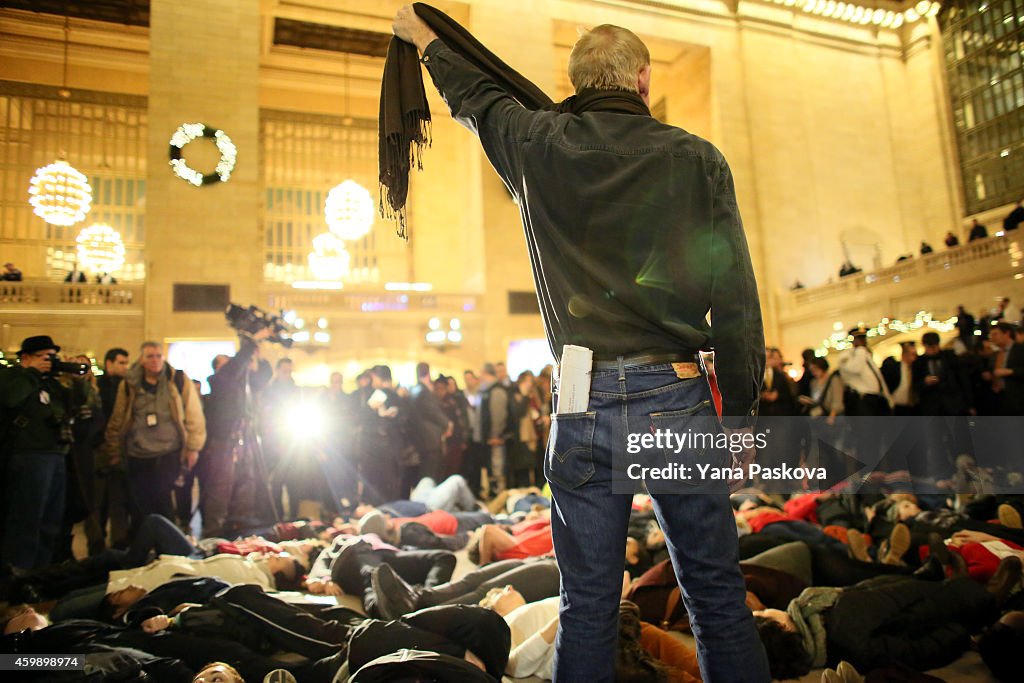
[1,335,90,575]
[103,342,205,536]
[198,326,273,537]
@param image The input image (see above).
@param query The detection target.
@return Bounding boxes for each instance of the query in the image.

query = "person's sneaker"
[881,523,911,566]
[985,556,1023,606]
[262,670,297,683]
[998,503,1023,529]
[836,661,864,683]
[371,563,419,620]
[821,669,841,683]
[846,530,871,563]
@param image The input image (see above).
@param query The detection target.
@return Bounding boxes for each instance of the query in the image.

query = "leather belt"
[592,352,698,370]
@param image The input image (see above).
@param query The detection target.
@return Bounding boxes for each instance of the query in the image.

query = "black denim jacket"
[422,40,765,427]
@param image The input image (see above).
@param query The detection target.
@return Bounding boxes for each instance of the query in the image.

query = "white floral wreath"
[168,123,237,186]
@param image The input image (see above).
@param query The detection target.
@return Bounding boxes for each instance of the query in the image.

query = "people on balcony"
[1004,200,1023,233]
[968,219,988,242]
[2,262,22,281]
[945,231,960,248]
[64,265,87,283]
[838,261,862,278]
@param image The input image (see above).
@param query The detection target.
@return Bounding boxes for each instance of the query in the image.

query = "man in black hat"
[0,335,88,575]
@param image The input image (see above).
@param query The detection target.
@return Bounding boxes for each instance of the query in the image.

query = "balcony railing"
[0,281,142,308]
[783,235,1020,309]
[262,286,479,315]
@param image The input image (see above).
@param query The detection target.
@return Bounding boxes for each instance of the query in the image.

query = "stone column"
[144,0,261,342]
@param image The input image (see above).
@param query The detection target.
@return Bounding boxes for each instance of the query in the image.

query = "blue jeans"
[109,513,199,568]
[3,451,66,571]
[544,364,770,682]
[411,475,478,512]
[761,520,848,556]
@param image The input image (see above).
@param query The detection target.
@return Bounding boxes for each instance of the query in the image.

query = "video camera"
[225,303,293,348]
[48,354,90,376]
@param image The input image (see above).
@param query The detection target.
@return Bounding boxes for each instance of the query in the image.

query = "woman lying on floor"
[754,552,1022,680]
[5,514,316,605]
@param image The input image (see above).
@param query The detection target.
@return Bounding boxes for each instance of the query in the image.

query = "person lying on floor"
[5,513,204,603]
[354,474,483,518]
[958,495,1024,528]
[6,600,510,683]
[485,486,550,515]
[49,552,305,622]
[189,604,512,683]
[369,558,560,619]
[468,517,553,566]
[977,609,1024,683]
[780,491,887,530]
[353,505,494,551]
[475,579,702,682]
[304,533,455,618]
[2,604,289,683]
[753,555,1022,679]
[872,495,1024,552]
[736,498,918,568]
[624,535,956,637]
[945,528,1024,582]
[121,583,362,661]
[626,508,665,572]
[6,514,315,605]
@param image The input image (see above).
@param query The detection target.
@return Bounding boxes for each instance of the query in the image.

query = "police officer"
[1,335,87,574]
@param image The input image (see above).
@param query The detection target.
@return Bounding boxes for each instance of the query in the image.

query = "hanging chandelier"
[76,222,126,273]
[325,180,374,241]
[28,14,92,227]
[308,231,350,281]
[28,159,93,227]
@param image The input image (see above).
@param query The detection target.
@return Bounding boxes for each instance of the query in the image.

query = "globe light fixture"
[325,180,374,241]
[28,159,92,226]
[308,231,350,281]
[76,223,126,273]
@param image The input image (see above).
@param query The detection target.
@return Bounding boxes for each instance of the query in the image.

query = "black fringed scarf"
[378,3,650,240]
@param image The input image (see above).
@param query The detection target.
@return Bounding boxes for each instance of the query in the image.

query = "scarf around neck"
[378,3,649,240]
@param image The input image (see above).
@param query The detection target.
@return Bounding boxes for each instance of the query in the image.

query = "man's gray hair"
[568,24,650,93]
[139,341,162,352]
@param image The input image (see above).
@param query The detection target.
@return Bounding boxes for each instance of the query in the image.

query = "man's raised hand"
[392,4,438,52]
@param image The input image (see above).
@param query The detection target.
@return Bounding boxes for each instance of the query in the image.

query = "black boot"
[927,532,968,579]
[985,556,1022,607]
[370,563,420,619]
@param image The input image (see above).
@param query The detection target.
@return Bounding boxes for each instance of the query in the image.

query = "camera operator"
[0,335,90,575]
[197,328,272,537]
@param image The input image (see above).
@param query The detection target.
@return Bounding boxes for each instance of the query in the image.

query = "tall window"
[941,1,1024,214]
[260,109,410,286]
[0,81,147,279]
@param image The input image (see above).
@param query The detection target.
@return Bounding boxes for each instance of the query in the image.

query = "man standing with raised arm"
[392,7,768,681]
